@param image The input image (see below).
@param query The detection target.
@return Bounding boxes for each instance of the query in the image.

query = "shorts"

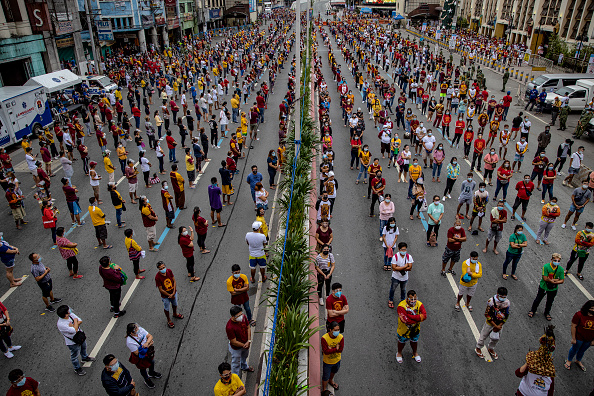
[487,228,502,242]
[570,204,585,214]
[11,206,25,221]
[442,246,461,263]
[249,255,267,268]
[44,161,51,166]
[165,210,175,219]
[511,127,519,132]
[95,224,108,240]
[2,259,14,269]
[38,279,53,297]
[66,144,73,153]
[514,153,524,162]
[129,183,137,193]
[161,292,178,311]
[397,333,420,343]
[568,167,580,175]
[211,207,222,213]
[422,150,433,160]
[458,196,472,205]
[67,201,82,215]
[29,168,37,176]
[92,185,100,196]
[250,123,257,132]
[458,283,478,297]
[322,361,341,381]
[146,225,157,240]
[401,163,409,172]
[513,196,529,212]
[222,184,234,195]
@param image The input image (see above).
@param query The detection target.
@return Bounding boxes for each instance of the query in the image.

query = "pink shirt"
[379,201,395,220]
[484,153,499,170]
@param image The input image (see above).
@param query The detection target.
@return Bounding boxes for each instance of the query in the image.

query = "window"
[571,90,586,98]
[562,79,578,86]
[1,0,23,22]
[179,3,185,12]
[543,79,558,87]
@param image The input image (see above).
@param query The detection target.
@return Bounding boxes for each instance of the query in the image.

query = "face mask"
[587,229,593,233]
[332,330,340,337]
[524,178,530,183]
[505,164,510,168]
[420,123,424,127]
[470,259,477,264]
[364,148,368,152]
[452,161,457,165]
[413,162,418,166]
[479,187,485,192]
[110,362,120,372]
[159,268,167,274]
[145,199,149,204]
[521,139,526,143]
[233,273,240,279]
[455,225,461,229]
[497,295,507,302]
[399,250,407,256]
[548,166,553,170]
[164,185,168,190]
[490,151,495,155]
[385,199,391,203]
[235,314,244,322]
[428,133,432,136]
[252,170,257,174]
[516,230,524,235]
[467,178,472,182]
[584,185,589,189]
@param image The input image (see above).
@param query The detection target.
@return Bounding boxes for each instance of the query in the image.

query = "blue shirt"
[0,241,15,264]
[246,172,263,189]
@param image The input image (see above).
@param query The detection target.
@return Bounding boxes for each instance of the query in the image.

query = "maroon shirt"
[226,315,249,350]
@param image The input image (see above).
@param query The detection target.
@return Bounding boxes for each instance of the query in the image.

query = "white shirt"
[140,157,150,172]
[517,371,553,396]
[220,109,229,125]
[57,312,82,346]
[25,154,37,171]
[380,131,391,144]
[571,152,583,169]
[391,252,413,281]
[521,120,531,134]
[422,135,436,150]
[245,231,267,257]
[382,226,400,248]
[126,326,149,352]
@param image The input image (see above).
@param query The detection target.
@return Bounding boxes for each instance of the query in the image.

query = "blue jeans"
[494,180,509,200]
[502,251,522,275]
[383,247,394,267]
[389,277,407,302]
[232,107,239,123]
[542,183,554,201]
[407,179,414,199]
[568,339,591,362]
[115,208,123,227]
[169,148,176,162]
[356,165,368,182]
[379,219,388,237]
[258,107,265,123]
[432,163,443,178]
[119,159,126,175]
[238,300,252,322]
[228,344,249,375]
[67,340,89,370]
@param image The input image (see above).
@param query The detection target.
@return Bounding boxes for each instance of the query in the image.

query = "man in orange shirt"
[169,164,186,209]
[470,132,486,172]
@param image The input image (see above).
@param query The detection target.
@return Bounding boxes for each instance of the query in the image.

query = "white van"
[81,75,118,100]
[0,86,53,148]
[544,79,594,111]
[525,74,594,99]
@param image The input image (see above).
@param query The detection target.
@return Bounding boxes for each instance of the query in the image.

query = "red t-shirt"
[497,167,512,181]
[326,294,348,323]
[226,316,249,349]
[178,234,194,258]
[532,156,549,174]
[193,215,208,235]
[455,120,465,135]
[6,378,39,396]
[515,180,535,200]
[256,95,266,108]
[446,226,466,251]
[542,169,556,185]
[503,95,512,107]
[572,311,594,342]
[131,107,141,117]
[473,139,486,153]
[155,269,175,297]
[166,135,176,149]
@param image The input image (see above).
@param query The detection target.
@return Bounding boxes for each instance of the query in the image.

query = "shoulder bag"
[65,317,86,345]
[128,335,155,369]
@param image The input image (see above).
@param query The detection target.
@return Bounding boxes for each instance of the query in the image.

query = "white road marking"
[445,273,493,362]
[0,275,29,303]
[464,159,484,181]
[82,278,141,367]
[567,274,594,300]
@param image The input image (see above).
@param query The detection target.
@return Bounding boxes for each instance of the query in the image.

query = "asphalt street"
[0,25,295,395]
[312,2,594,395]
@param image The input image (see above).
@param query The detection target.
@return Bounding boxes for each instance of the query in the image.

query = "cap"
[89,161,97,166]
[417,177,424,184]
[252,221,262,230]
[328,171,335,177]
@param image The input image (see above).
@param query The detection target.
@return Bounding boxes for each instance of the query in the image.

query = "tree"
[456,17,469,29]
[441,0,456,29]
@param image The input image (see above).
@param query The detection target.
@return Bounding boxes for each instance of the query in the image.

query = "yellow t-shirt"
[409,164,422,181]
[213,374,244,396]
[125,237,141,252]
[231,97,240,109]
[117,147,127,160]
[397,299,425,338]
[104,156,115,173]
[322,332,343,365]
[359,149,371,166]
[459,259,482,287]
[256,215,269,237]
[185,154,195,171]
[89,205,105,226]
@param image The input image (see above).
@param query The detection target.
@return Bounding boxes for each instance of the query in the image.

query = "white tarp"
[24,70,81,93]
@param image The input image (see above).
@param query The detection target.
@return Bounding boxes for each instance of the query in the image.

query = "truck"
[0,86,53,148]
[81,75,118,100]
[543,79,594,112]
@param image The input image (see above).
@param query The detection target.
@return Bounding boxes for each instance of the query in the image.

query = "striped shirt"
[315,253,335,272]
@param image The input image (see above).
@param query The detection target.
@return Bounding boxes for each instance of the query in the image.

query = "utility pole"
[295,0,301,143]
[85,0,102,74]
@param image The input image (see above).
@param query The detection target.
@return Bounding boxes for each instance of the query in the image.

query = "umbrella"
[394,14,405,20]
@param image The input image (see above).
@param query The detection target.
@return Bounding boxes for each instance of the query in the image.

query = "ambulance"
[0,86,52,148]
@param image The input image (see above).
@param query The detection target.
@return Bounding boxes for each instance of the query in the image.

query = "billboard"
[97,20,114,41]
[249,0,256,12]
[26,2,51,32]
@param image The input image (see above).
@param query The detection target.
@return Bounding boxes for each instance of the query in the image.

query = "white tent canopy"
[25,70,81,93]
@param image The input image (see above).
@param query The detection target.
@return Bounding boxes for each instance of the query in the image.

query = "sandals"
[173,313,184,319]
[396,355,403,363]
[413,355,422,363]
[167,321,175,328]
[388,301,394,309]
[528,311,534,318]
[475,349,484,359]
[565,360,572,370]
[576,362,587,372]
[511,275,518,280]
[250,319,257,327]
[383,265,390,271]
[455,304,460,312]
[103,245,113,249]
[546,314,552,321]
[241,366,255,373]
[502,274,508,280]
[489,349,498,360]
[328,381,339,390]
[468,305,473,312]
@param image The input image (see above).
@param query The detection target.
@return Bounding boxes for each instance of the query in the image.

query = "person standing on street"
[125,323,161,389]
[396,290,427,364]
[226,305,253,375]
[139,196,159,252]
[214,362,246,396]
[565,222,594,280]
[124,229,145,280]
[89,197,112,249]
[501,68,509,92]
[321,321,343,393]
[565,300,594,371]
[208,177,226,227]
[502,224,528,280]
[6,369,40,396]
[56,305,95,376]
[192,207,210,254]
[99,256,126,318]
[0,234,22,287]
[155,261,184,328]
[178,226,200,282]
[315,245,336,306]
[529,253,565,321]
[388,242,412,308]
[227,264,254,326]
[326,283,349,333]
[0,302,21,359]
[511,175,534,221]
[455,251,482,312]
[515,326,557,395]
[170,164,186,209]
[474,287,510,360]
[441,218,467,276]
[30,253,61,312]
[483,200,507,255]
[246,165,263,204]
[125,160,139,204]
[561,181,592,230]
[101,354,137,396]
[56,227,82,279]
[245,221,268,283]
